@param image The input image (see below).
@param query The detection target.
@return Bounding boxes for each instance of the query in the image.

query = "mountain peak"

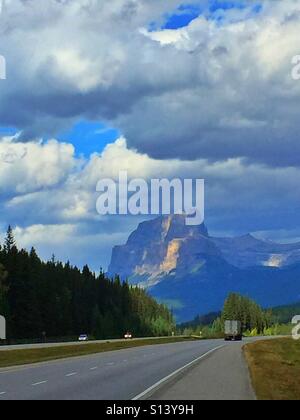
[108,215,211,282]
[238,233,260,242]
[125,214,208,246]
[160,214,209,241]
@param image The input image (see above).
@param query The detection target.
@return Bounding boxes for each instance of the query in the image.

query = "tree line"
[0,227,175,341]
[180,293,274,337]
[221,293,272,333]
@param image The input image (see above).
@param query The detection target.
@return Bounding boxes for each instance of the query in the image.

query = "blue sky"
[0,122,119,157]
[150,1,262,31]
[0,126,18,136]
[57,121,120,158]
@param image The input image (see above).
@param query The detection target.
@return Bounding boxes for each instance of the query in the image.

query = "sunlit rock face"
[160,239,182,274]
[108,214,212,286]
[108,215,300,321]
[263,255,286,268]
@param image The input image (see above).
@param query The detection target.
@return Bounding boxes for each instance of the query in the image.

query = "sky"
[1,0,300,271]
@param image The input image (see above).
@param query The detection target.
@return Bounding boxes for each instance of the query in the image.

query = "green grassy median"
[244,338,300,400]
[0,337,195,369]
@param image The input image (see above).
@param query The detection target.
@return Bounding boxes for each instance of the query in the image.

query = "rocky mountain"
[108,215,300,321]
[212,235,300,269]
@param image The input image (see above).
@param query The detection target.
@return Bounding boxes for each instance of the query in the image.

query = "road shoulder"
[148,343,256,400]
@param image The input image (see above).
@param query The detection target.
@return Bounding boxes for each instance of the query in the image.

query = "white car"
[78,334,89,342]
[124,332,133,339]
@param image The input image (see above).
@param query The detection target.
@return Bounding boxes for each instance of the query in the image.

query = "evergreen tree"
[4,226,16,253]
[222,293,267,333]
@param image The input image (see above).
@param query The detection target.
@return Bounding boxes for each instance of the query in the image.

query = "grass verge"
[0,337,196,369]
[244,338,300,400]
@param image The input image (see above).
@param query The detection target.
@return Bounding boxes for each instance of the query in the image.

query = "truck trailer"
[0,315,6,341]
[224,320,242,341]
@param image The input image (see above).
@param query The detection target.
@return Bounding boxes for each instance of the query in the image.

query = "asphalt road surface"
[0,338,260,400]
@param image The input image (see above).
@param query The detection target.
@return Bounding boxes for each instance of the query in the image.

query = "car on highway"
[124,332,133,339]
[78,334,89,342]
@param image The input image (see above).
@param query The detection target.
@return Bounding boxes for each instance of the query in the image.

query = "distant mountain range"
[108,215,300,322]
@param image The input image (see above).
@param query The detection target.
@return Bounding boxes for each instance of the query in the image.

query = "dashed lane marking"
[32,381,48,386]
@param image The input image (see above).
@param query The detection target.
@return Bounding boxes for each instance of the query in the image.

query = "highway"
[0,338,260,400]
[0,337,175,352]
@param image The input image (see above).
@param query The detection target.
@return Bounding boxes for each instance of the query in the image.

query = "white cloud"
[9,222,129,271]
[14,224,76,247]
[0,137,76,194]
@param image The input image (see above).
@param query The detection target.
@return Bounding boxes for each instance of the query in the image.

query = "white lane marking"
[0,392,6,396]
[66,372,77,377]
[106,362,114,366]
[132,345,225,401]
[123,360,128,363]
[90,367,98,371]
[32,381,48,387]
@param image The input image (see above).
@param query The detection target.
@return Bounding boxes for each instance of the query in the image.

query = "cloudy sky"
[1,0,300,271]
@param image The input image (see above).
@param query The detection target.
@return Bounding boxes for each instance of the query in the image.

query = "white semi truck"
[224,320,242,341]
[0,315,6,341]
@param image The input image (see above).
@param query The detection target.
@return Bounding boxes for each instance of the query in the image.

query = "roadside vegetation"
[179,293,293,339]
[0,227,175,343]
[0,337,197,368]
[271,302,300,324]
[244,338,300,400]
